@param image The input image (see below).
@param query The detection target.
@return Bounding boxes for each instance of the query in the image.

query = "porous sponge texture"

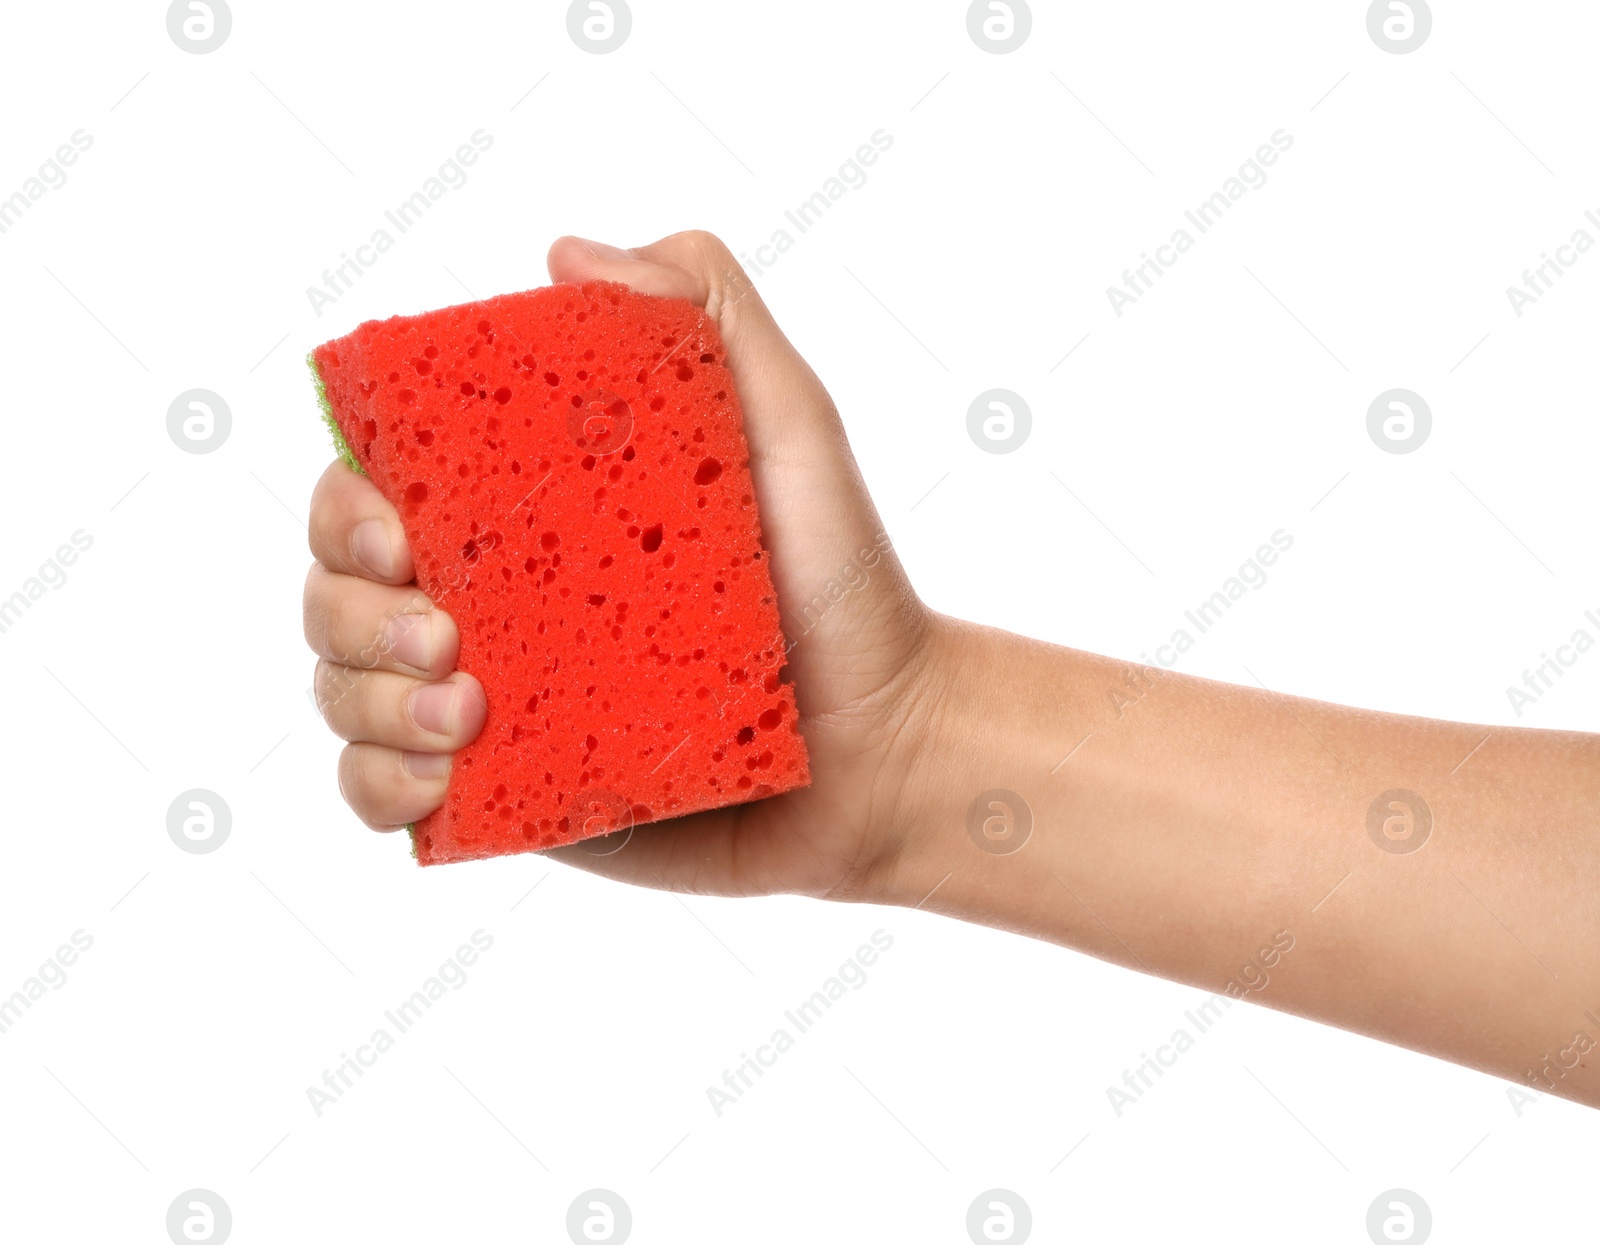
[311,281,810,865]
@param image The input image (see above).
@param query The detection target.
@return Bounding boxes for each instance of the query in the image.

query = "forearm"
[882,618,1600,1106]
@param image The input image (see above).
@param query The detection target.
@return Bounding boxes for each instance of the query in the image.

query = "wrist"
[863,617,1080,913]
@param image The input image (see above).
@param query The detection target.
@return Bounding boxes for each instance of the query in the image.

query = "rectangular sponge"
[311,281,810,865]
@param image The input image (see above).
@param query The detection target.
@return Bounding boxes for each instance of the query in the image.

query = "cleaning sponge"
[311,281,809,865]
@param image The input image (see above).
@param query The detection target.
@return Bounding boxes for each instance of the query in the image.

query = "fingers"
[315,664,487,751]
[303,564,459,679]
[337,743,453,830]
[309,458,415,583]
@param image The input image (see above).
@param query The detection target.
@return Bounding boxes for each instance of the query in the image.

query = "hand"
[302,232,1600,1107]
[304,230,937,898]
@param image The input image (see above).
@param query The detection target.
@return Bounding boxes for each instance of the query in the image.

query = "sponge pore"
[311,281,810,865]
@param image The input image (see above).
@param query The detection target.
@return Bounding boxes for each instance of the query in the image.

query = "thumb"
[546,231,845,496]
[545,231,924,694]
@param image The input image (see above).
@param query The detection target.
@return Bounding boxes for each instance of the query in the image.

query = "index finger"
[308,459,415,584]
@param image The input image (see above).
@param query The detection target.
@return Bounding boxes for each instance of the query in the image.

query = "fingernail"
[404,750,452,781]
[409,681,459,736]
[351,519,397,578]
[574,237,635,261]
[384,613,431,671]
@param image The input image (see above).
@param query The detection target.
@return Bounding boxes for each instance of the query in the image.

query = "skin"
[305,231,1600,1108]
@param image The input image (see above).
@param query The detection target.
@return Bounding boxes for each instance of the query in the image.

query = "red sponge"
[311,281,809,865]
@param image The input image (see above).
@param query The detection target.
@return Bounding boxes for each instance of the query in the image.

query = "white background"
[1,1,1596,1241]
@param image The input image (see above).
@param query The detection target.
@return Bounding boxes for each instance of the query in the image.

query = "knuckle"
[315,661,363,733]
[330,593,384,669]
[313,659,336,715]
[336,744,361,806]
[339,744,386,817]
[302,565,330,646]
[307,505,347,573]
[682,228,731,267]
[678,231,749,319]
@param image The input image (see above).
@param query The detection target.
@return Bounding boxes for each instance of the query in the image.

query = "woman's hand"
[305,230,938,900]
[302,232,1600,1108]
